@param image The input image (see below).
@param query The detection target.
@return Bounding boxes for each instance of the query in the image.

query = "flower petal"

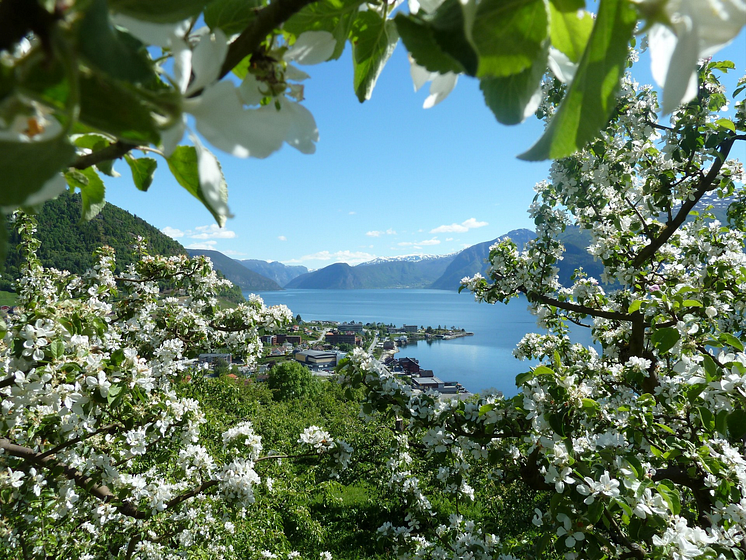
[278,98,319,154]
[662,21,700,113]
[160,117,186,156]
[409,57,434,92]
[188,81,257,157]
[548,47,577,84]
[648,23,676,89]
[239,74,267,106]
[285,64,311,82]
[285,31,335,65]
[424,72,458,108]
[189,133,233,226]
[187,30,229,96]
[18,173,67,208]
[111,14,189,48]
[171,37,192,93]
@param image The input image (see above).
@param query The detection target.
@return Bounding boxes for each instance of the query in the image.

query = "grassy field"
[0,291,17,306]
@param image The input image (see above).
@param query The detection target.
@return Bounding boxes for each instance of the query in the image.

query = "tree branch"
[256,451,317,462]
[219,0,320,79]
[70,141,137,171]
[653,466,712,527]
[526,290,632,322]
[0,437,146,519]
[0,375,15,390]
[632,137,736,268]
[36,424,120,460]
[604,510,646,559]
[1,437,221,520]
[69,0,322,172]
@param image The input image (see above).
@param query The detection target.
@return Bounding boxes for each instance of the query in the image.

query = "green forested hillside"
[3,193,186,290]
[1,194,242,304]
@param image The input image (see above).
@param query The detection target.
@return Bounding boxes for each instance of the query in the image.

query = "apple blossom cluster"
[340,61,746,559]
[297,426,353,476]
[0,214,348,559]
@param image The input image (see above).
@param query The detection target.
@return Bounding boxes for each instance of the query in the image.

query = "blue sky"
[102,30,746,270]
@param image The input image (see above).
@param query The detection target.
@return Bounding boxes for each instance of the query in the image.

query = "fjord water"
[251,289,594,396]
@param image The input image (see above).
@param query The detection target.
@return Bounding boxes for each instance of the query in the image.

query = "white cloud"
[300,250,376,265]
[166,224,237,241]
[161,226,185,239]
[366,228,397,237]
[222,249,246,256]
[398,238,441,247]
[349,211,356,215]
[430,218,488,234]
[186,241,218,250]
[190,224,236,239]
[278,235,287,241]
[445,237,454,241]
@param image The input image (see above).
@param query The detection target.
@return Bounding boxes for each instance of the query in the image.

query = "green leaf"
[533,365,555,375]
[651,327,680,354]
[65,168,107,221]
[587,499,604,523]
[721,333,744,352]
[515,371,534,385]
[581,398,600,413]
[519,0,637,160]
[204,0,260,35]
[124,154,157,191]
[547,411,568,436]
[549,1,594,63]
[0,214,6,274]
[107,383,123,405]
[657,480,681,515]
[703,353,719,382]
[78,71,163,144]
[167,145,229,227]
[681,299,702,307]
[479,403,495,416]
[285,0,366,60]
[626,454,643,478]
[398,0,478,77]
[78,0,155,83]
[654,422,675,435]
[698,406,715,433]
[351,12,399,102]
[727,410,746,442]
[50,340,66,360]
[109,0,209,23]
[627,299,641,313]
[73,134,118,176]
[716,409,729,436]
[716,118,736,132]
[395,13,467,75]
[0,134,75,208]
[471,0,548,78]
[480,44,546,125]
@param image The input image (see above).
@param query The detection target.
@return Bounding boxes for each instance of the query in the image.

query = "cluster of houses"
[197,321,469,396]
[382,356,466,395]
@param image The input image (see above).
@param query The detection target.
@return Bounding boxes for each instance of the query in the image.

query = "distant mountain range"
[192,228,608,292]
[430,229,537,289]
[187,250,283,291]
[358,253,458,266]
[20,193,729,295]
[239,259,308,287]
[285,254,457,289]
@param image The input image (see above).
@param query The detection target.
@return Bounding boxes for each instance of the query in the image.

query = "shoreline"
[377,336,473,397]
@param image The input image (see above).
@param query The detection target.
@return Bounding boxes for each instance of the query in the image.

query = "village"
[198,319,472,396]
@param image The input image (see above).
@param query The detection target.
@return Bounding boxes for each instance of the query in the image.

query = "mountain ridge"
[187,250,283,291]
